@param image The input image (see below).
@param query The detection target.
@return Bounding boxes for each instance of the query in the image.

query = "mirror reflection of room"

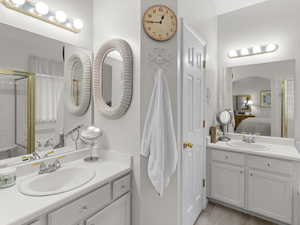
[226,60,295,138]
[0,23,92,161]
[102,51,123,107]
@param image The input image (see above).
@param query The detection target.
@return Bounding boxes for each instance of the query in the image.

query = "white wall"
[0,0,93,49]
[92,1,141,225]
[218,0,300,141]
[139,0,178,224]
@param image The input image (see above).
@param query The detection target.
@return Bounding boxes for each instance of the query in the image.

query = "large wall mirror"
[0,23,92,163]
[223,60,295,138]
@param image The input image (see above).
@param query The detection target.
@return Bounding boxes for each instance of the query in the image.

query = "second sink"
[226,141,269,151]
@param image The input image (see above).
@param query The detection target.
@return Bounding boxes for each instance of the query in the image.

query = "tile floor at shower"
[196,203,276,225]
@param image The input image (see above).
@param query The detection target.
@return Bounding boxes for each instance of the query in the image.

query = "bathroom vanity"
[0,150,132,225]
[207,137,300,225]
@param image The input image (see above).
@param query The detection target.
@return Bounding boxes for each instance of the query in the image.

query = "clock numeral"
[159,7,163,12]
[148,14,152,18]
[153,9,156,14]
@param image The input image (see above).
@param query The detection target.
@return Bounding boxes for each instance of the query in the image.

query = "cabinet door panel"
[86,193,130,225]
[248,170,292,224]
[211,162,244,208]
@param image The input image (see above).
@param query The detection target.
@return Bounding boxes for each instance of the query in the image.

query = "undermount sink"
[226,141,269,151]
[18,167,96,196]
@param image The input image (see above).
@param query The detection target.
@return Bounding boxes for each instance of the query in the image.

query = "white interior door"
[182,22,206,225]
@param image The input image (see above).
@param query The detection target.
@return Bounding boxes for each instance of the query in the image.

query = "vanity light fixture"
[1,0,84,33]
[252,45,262,54]
[228,43,279,58]
[55,10,67,23]
[10,0,25,6]
[240,48,250,56]
[35,2,48,15]
[228,50,238,58]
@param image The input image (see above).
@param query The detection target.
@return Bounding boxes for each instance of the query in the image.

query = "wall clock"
[143,5,177,41]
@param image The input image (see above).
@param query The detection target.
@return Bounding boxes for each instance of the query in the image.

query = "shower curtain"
[28,56,64,144]
[28,55,64,124]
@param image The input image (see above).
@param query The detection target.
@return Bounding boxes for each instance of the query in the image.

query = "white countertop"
[0,151,131,225]
[207,140,300,162]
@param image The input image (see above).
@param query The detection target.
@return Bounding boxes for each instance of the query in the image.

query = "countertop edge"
[207,143,300,162]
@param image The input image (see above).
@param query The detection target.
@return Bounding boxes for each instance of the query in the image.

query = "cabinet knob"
[267,162,271,167]
[225,155,229,159]
[250,173,253,176]
[240,171,243,174]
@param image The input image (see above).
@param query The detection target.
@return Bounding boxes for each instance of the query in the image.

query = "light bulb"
[266,43,277,52]
[252,45,262,54]
[73,19,84,30]
[10,0,26,6]
[228,50,238,58]
[241,48,250,56]
[66,22,72,28]
[35,2,49,15]
[55,11,67,23]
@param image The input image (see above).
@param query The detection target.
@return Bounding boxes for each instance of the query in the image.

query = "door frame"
[177,18,208,225]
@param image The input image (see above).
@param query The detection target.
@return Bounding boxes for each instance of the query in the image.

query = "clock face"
[143,5,177,41]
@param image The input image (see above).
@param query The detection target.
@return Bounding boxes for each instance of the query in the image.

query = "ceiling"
[213,0,270,15]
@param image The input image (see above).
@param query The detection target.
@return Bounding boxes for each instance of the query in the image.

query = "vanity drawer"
[211,149,245,166]
[247,156,293,176]
[113,174,131,199]
[48,184,111,225]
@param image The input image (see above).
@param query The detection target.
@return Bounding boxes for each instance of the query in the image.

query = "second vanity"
[0,149,132,225]
[207,136,300,225]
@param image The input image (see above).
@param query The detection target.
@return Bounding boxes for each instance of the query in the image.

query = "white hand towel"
[141,68,178,197]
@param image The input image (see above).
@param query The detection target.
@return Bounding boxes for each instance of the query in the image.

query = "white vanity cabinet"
[24,174,131,225]
[247,169,292,223]
[208,149,294,224]
[86,193,131,225]
[210,150,245,208]
[211,162,245,208]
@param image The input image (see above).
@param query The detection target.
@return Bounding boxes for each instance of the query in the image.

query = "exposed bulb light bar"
[10,0,25,6]
[35,2,49,16]
[228,43,278,58]
[55,10,67,23]
[1,0,83,33]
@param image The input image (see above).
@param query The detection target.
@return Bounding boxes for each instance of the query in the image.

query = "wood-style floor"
[195,203,276,225]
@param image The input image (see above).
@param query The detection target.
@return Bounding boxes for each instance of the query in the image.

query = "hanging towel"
[141,68,178,197]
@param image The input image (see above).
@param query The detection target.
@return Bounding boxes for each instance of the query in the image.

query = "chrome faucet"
[243,135,256,143]
[39,159,61,174]
[32,152,42,160]
[53,125,84,150]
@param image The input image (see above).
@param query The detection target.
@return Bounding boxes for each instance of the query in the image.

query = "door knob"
[183,142,193,149]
